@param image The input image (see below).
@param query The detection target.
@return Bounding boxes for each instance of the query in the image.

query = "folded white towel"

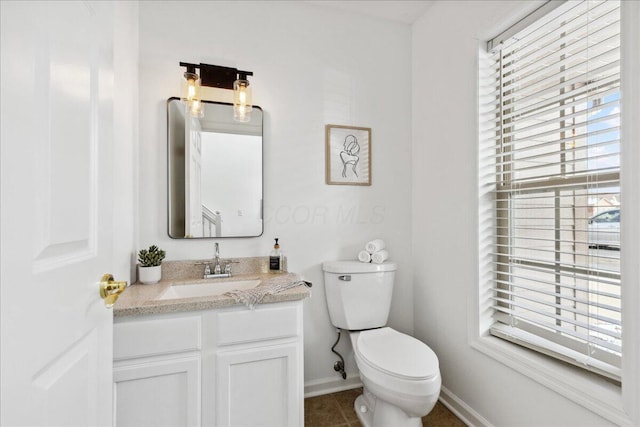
[365,239,386,254]
[225,280,310,309]
[358,250,372,263]
[371,250,389,264]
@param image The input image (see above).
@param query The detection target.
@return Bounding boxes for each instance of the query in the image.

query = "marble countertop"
[113,271,311,318]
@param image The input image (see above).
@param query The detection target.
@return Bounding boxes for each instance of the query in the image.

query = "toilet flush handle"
[338,275,351,281]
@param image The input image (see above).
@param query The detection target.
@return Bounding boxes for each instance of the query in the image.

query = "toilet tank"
[322,261,397,330]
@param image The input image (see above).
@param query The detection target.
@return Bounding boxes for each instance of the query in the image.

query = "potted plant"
[137,245,166,284]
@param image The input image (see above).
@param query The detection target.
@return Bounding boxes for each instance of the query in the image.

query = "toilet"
[322,260,441,427]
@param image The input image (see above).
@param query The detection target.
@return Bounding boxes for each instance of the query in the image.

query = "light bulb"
[187,78,197,101]
[182,71,200,103]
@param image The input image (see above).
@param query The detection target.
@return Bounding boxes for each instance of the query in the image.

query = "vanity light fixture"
[179,62,254,122]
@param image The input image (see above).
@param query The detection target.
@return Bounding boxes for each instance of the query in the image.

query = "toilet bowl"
[350,328,441,427]
[322,261,442,427]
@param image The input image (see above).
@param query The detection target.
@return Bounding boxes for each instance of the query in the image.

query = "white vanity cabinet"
[113,300,304,427]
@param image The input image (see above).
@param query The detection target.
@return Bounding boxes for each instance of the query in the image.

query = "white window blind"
[480,0,622,380]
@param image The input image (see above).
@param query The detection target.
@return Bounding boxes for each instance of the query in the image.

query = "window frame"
[473,1,640,424]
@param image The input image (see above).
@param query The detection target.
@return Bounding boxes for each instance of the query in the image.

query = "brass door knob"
[99,274,127,308]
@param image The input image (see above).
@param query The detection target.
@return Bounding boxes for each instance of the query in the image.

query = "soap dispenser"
[269,238,283,273]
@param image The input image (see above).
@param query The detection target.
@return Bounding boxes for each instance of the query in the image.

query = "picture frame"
[325,124,371,186]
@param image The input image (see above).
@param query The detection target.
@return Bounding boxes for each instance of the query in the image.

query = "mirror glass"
[167,98,263,238]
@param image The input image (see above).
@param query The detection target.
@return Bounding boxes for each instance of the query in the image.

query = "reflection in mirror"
[167,98,263,238]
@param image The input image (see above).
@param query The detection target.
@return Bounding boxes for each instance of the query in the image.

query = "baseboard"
[439,385,493,427]
[304,374,363,398]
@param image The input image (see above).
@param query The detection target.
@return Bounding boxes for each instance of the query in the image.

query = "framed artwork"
[325,124,371,186]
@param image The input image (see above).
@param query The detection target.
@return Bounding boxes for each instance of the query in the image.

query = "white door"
[1,1,124,426]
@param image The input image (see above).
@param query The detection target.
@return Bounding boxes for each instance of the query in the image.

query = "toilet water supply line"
[331,328,347,380]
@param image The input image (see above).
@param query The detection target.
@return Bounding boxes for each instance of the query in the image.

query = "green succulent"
[137,245,166,267]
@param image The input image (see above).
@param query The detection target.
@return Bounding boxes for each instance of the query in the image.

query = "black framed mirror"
[167,98,263,238]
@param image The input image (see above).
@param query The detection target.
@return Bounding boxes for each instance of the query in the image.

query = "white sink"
[158,279,261,300]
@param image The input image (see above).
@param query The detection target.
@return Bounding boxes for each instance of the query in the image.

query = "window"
[480,0,622,380]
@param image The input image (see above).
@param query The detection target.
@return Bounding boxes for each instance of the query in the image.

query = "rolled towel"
[365,239,386,254]
[358,250,372,263]
[371,250,389,264]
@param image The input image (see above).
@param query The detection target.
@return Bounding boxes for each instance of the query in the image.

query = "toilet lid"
[356,328,439,381]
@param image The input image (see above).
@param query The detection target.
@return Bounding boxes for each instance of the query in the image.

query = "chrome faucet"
[213,242,222,274]
[203,242,231,279]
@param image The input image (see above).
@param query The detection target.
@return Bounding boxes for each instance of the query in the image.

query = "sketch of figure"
[340,134,360,178]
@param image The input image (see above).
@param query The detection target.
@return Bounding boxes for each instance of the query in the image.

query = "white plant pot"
[138,265,162,284]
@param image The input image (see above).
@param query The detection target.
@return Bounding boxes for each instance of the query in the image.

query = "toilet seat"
[356,328,439,381]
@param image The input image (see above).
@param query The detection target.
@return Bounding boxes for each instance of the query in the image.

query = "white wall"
[412,1,615,425]
[138,1,413,389]
[114,1,140,284]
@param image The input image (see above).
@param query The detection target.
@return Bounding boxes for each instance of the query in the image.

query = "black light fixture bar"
[179,62,253,90]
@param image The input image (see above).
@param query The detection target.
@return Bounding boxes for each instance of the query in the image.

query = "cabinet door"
[216,343,301,427]
[114,357,201,427]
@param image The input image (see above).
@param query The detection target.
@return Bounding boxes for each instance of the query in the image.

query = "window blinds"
[481,0,621,379]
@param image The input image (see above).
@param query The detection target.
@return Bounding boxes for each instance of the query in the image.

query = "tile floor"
[304,388,466,426]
